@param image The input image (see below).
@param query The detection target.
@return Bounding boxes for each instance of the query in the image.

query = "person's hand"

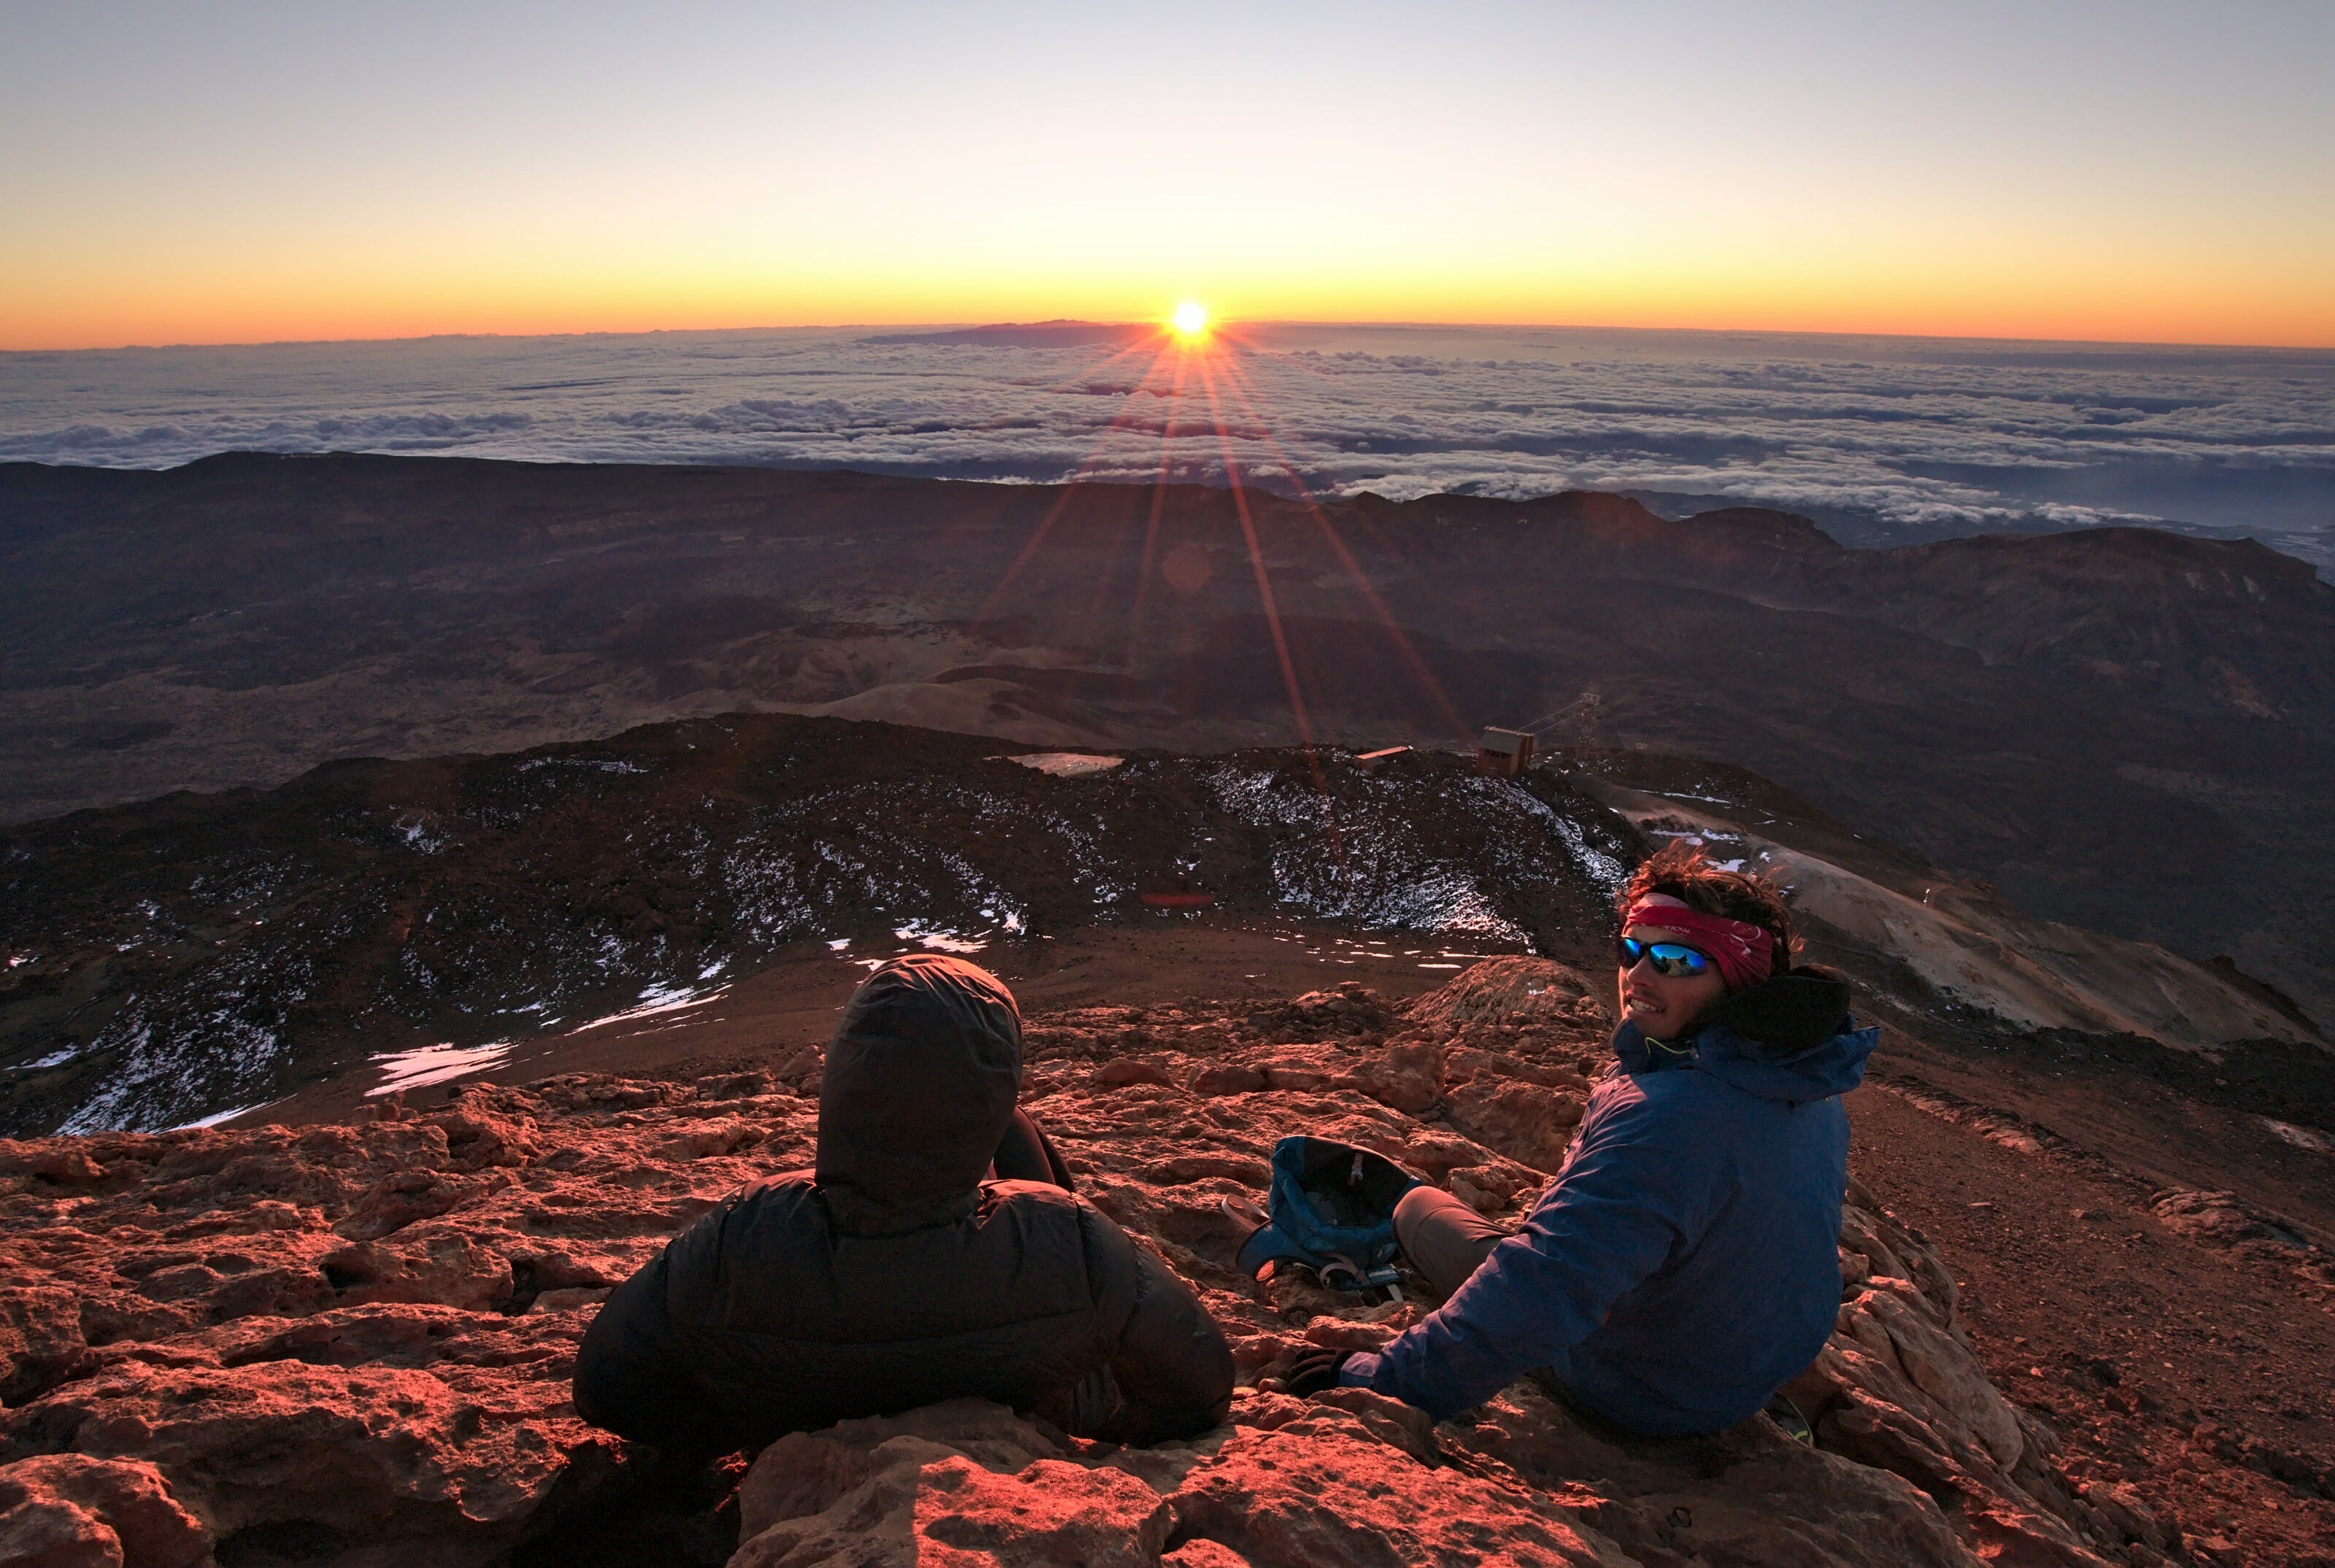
[1266,1348,1351,1397]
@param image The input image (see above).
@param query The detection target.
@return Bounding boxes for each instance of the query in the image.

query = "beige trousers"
[1393,1184,1515,1298]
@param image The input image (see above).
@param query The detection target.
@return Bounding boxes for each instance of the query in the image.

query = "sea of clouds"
[4,323,2329,565]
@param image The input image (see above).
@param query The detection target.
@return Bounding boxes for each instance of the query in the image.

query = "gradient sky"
[4,1,2331,350]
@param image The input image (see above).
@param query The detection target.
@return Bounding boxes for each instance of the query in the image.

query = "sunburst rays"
[971,315,1474,834]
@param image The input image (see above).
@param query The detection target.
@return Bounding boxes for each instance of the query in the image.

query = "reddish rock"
[1248,982,1392,1040]
[436,1100,547,1169]
[1454,1378,1982,1567]
[7,1348,616,1552]
[0,1073,794,1564]
[1138,1154,1272,1189]
[732,1399,1177,1567]
[1297,1313,1415,1356]
[1343,1040,1444,1115]
[1186,1064,1265,1097]
[1170,1416,1616,1566]
[736,1432,876,1536]
[1252,1048,1343,1093]
[24,1149,106,1187]
[1095,1059,1180,1089]
[925,1455,1173,1562]
[1389,1127,1506,1180]
[1445,1078,1585,1173]
[0,1456,209,1568]
[1402,957,1600,1033]
[2147,1188,2304,1251]
[1302,1386,1440,1464]
[0,1494,119,1568]
[658,1117,768,1161]
[334,1169,512,1243]
[1448,1163,1526,1214]
[1841,1280,2023,1467]
[320,1232,514,1312]
[0,1288,93,1407]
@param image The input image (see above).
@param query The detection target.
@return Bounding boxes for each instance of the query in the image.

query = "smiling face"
[1617,916,1730,1041]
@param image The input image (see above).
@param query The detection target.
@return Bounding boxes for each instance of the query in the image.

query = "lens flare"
[1171,301,1209,339]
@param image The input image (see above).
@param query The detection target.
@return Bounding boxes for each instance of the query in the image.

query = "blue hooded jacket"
[1340,971,1876,1434]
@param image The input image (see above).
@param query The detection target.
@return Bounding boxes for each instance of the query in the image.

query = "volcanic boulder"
[0,1455,210,1568]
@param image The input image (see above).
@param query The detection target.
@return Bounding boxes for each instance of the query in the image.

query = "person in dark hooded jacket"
[573,954,1234,1452]
[1281,842,1875,1436]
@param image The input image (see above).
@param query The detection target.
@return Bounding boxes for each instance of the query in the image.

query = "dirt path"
[1872,1023,2335,1245]
[250,919,1518,1126]
[1852,1084,2335,1566]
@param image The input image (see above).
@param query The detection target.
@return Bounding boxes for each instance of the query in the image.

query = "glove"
[1267,1348,1352,1397]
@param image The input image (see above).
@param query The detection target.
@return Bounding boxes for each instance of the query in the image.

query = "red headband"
[1624,902,1777,992]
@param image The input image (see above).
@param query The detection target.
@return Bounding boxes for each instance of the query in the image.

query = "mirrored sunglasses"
[1616,936,1714,978]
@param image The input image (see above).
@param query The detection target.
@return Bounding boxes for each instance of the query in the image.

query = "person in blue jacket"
[1278,841,1875,1437]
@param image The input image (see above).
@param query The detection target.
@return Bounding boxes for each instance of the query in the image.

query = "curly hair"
[1618,839,1798,975]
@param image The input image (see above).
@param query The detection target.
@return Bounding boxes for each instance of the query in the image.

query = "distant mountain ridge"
[859,319,1162,347]
[3,453,2331,1020]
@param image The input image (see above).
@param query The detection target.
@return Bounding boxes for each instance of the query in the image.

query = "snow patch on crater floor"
[2261,1116,2335,1154]
[566,982,730,1035]
[7,1048,77,1072]
[368,1040,517,1096]
[893,924,992,954]
[1205,762,1620,946]
[1518,789,1629,891]
[165,1097,283,1129]
[1003,752,1124,778]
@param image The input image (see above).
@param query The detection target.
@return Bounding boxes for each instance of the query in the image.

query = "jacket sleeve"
[1087,1213,1235,1442]
[1341,1084,1724,1421]
[572,1202,742,1452]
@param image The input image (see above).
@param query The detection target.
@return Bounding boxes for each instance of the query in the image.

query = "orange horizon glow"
[8,284,2333,356]
[18,190,2330,352]
[5,204,2331,354]
[7,250,2334,355]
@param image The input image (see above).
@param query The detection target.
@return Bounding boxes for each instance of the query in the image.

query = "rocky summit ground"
[7,959,2326,1567]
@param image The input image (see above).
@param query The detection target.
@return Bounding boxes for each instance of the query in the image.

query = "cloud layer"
[4,324,2330,560]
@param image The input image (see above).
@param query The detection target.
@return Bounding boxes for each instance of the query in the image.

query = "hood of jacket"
[817,954,1023,1235]
[1613,967,1874,1103]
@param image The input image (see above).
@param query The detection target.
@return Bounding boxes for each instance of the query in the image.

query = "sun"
[1170,301,1210,340]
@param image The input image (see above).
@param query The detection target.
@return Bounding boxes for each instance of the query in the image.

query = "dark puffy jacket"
[573,954,1234,1451]
[1343,969,1876,1434]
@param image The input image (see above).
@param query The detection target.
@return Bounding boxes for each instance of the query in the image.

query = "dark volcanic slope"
[4,454,2333,1019]
[0,715,1634,1133]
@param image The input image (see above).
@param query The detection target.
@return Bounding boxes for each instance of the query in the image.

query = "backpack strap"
[1234,1220,1326,1280]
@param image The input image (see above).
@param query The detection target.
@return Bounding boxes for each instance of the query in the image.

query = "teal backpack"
[1230,1136,1421,1296]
